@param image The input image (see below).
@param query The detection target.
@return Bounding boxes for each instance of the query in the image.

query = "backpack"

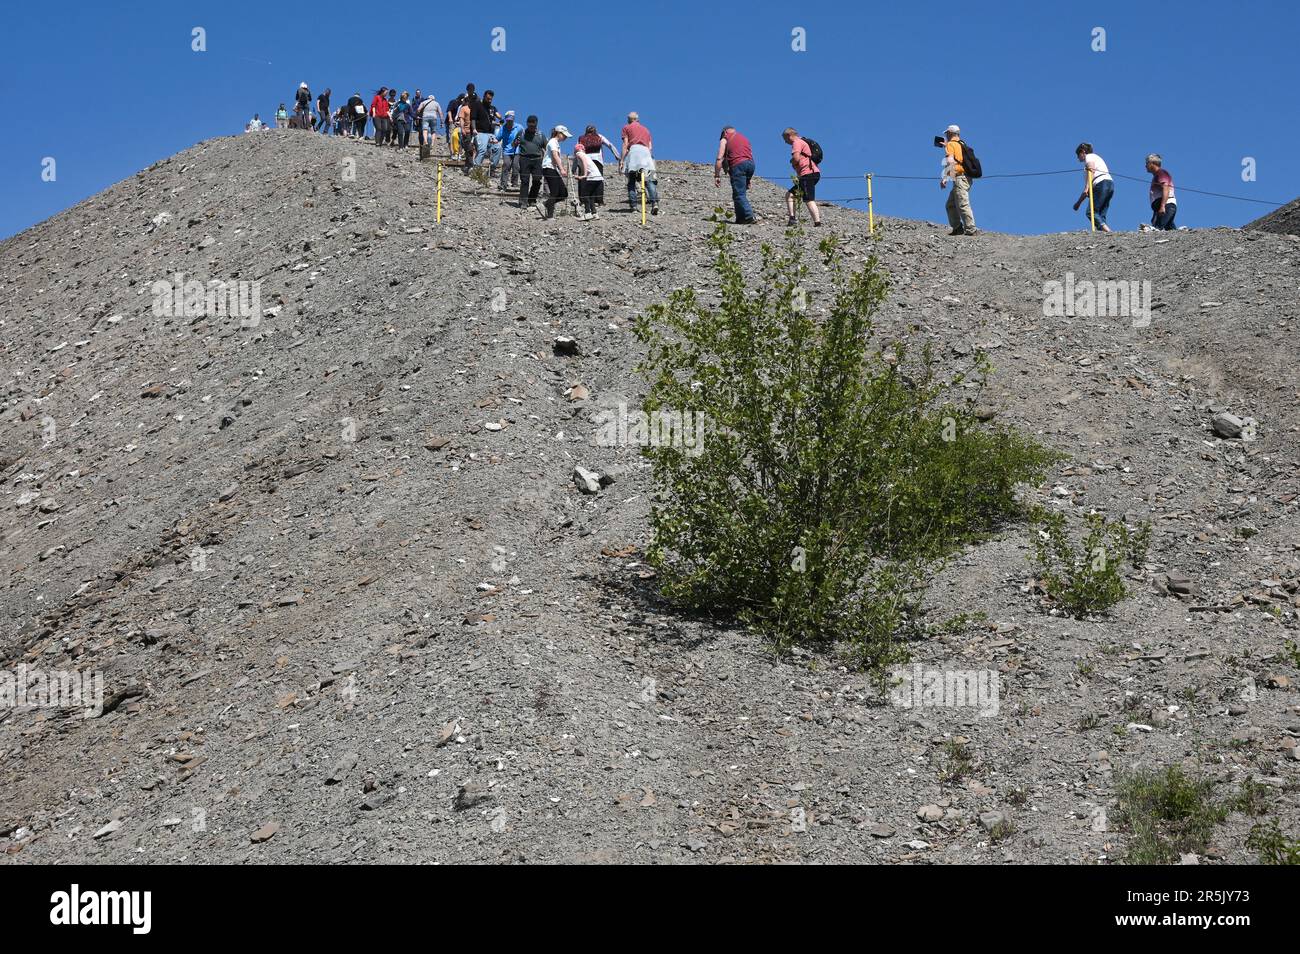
[803,137,823,165]
[958,140,982,178]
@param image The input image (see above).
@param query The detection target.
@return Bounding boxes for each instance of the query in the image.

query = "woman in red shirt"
[370,88,391,145]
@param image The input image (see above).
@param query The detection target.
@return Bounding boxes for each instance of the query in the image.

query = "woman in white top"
[573,143,605,219]
[540,125,571,219]
[1073,142,1114,232]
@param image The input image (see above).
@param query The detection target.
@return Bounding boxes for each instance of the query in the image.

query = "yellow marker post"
[640,175,647,226]
[436,163,443,223]
[1087,169,1095,232]
[866,173,874,237]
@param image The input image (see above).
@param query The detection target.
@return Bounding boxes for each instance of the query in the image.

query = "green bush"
[1116,766,1226,865]
[633,222,1059,673]
[1247,821,1300,865]
[1030,509,1151,618]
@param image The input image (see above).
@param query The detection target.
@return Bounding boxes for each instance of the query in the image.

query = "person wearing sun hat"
[540,125,571,219]
[940,123,978,236]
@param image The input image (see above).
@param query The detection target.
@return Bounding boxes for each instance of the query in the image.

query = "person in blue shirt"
[497,111,523,192]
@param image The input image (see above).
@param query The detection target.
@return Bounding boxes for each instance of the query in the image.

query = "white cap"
[555,125,571,138]
[945,124,960,135]
[300,82,308,88]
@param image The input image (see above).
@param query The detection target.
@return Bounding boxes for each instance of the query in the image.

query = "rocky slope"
[2,130,1298,863]
[1246,197,1300,236]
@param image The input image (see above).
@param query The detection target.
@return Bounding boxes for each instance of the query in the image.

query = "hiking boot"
[949,228,965,236]
[964,228,981,236]
[787,216,797,227]
[651,204,659,216]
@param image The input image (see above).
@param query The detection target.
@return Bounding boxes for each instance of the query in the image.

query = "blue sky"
[2,0,1295,239]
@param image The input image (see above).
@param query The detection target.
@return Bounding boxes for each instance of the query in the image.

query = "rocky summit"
[2,130,1298,863]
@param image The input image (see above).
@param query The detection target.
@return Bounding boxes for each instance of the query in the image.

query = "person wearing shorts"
[783,128,821,227]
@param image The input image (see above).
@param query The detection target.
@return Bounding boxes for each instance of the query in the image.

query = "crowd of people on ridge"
[244,83,1182,232]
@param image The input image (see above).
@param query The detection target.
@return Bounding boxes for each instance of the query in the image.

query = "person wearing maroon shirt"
[714,126,756,223]
[1145,154,1177,230]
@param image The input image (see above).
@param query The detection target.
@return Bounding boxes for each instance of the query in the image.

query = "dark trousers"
[543,168,567,203]
[1151,199,1177,230]
[519,157,543,204]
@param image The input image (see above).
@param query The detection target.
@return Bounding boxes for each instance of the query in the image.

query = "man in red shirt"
[783,127,821,228]
[713,126,756,224]
[621,112,652,154]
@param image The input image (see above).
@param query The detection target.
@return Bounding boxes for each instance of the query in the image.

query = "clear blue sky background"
[2,0,1295,239]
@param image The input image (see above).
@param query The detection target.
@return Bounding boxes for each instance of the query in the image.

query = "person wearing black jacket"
[516,116,547,209]
[316,88,331,133]
[445,93,462,147]
[346,92,366,139]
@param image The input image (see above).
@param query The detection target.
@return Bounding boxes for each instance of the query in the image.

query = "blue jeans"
[729,160,755,222]
[626,170,659,207]
[1086,178,1113,227]
[1151,200,1177,230]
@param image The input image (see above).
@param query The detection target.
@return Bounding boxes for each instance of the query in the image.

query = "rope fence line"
[424,141,1288,234]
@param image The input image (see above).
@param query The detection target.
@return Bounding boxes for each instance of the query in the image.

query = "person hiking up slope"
[540,125,572,219]
[316,88,331,133]
[347,92,366,138]
[1145,154,1177,230]
[1072,142,1113,232]
[620,112,659,215]
[516,115,548,210]
[419,94,442,148]
[783,127,822,227]
[714,126,756,224]
[940,124,978,236]
[370,88,391,144]
[573,142,605,220]
[295,82,312,126]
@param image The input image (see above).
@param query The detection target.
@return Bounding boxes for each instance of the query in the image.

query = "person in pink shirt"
[783,128,822,227]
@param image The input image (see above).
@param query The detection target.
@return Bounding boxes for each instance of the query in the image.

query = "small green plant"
[636,221,1059,678]
[938,739,973,783]
[1230,777,1271,817]
[1076,660,1095,677]
[467,165,492,188]
[989,819,1016,842]
[1247,820,1300,865]
[1077,712,1101,731]
[1282,639,1300,670]
[1029,509,1151,618]
[1007,786,1030,807]
[1115,766,1227,865]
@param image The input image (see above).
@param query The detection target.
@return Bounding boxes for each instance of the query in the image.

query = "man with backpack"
[783,128,822,227]
[939,124,979,236]
[295,83,312,128]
